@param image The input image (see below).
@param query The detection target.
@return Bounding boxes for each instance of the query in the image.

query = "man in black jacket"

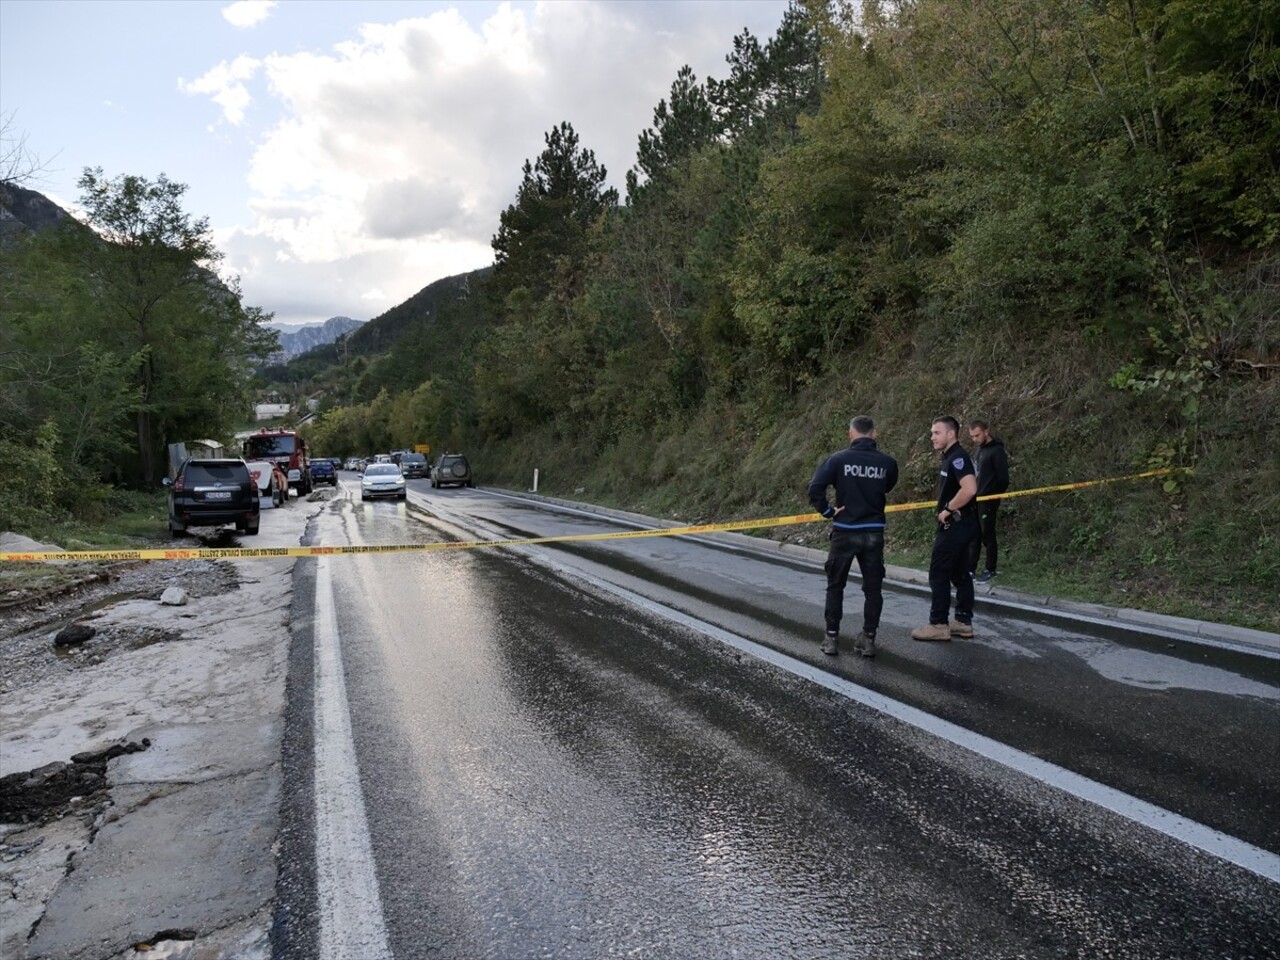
[968,420,1009,583]
[807,415,899,658]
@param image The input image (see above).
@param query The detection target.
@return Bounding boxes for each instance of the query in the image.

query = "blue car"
[309,459,337,486]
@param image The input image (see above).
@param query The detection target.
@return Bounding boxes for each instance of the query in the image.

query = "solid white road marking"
[314,557,393,959]
[419,500,1280,884]
[568,567,1280,884]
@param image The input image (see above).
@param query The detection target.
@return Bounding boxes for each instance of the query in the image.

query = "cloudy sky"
[1,0,789,327]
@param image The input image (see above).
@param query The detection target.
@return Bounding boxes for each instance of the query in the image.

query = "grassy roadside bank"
[0,491,167,598]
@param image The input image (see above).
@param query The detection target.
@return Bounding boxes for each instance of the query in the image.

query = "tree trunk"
[135,353,155,487]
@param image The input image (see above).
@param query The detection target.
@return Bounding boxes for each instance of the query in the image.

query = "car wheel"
[466,479,475,488]
[169,520,185,538]
[246,519,260,535]
[361,494,368,501]
[398,491,406,500]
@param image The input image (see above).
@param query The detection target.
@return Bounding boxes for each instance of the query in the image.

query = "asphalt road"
[275,474,1280,959]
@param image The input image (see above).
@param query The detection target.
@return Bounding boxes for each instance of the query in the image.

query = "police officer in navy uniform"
[912,416,979,642]
[807,415,899,658]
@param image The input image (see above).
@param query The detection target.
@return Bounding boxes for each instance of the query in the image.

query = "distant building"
[255,402,290,421]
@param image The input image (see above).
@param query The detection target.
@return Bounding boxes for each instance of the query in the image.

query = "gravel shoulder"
[1,491,327,960]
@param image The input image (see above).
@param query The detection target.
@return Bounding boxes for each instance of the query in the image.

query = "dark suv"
[431,453,473,489]
[165,458,260,537]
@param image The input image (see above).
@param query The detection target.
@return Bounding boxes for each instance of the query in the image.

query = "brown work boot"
[821,632,839,656]
[911,623,951,642]
[852,631,877,658]
[949,620,974,639]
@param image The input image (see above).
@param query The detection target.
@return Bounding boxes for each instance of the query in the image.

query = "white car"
[361,462,406,501]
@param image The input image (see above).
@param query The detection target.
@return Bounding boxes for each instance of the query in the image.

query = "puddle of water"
[1055,638,1280,700]
[74,591,147,618]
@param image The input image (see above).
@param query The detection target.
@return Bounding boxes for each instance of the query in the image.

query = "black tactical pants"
[930,517,979,625]
[824,528,886,636]
[968,500,1000,573]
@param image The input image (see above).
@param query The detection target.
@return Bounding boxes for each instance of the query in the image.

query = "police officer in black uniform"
[912,416,979,642]
[807,415,899,658]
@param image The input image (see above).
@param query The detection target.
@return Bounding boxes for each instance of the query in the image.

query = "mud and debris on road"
[0,492,329,960]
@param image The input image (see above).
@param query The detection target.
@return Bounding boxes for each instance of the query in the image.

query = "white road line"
[562,566,1280,885]
[314,557,393,959]
[426,501,1280,885]
[476,487,762,556]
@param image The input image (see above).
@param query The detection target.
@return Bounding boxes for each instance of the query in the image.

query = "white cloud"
[190,0,788,322]
[364,177,473,240]
[179,55,261,125]
[221,0,277,29]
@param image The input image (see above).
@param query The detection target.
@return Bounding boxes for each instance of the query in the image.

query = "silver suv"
[431,454,473,489]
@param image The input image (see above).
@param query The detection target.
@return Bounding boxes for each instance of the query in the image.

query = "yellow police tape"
[0,467,1188,564]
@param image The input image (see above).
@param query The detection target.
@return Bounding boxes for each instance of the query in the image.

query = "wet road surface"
[276,476,1280,959]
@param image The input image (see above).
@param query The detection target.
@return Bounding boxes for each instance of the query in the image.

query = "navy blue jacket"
[807,438,899,530]
[936,442,977,523]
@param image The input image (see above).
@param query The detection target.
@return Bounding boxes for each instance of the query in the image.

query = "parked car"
[400,452,429,478]
[343,457,361,471]
[431,453,473,489]
[164,458,260,537]
[361,462,407,501]
[245,457,288,507]
[309,458,338,486]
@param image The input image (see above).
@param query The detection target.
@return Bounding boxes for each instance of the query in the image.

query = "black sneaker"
[853,631,877,658]
[821,632,839,656]
[975,569,997,584]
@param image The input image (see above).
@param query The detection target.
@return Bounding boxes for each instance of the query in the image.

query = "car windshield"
[244,435,296,457]
[365,464,398,476]
[403,454,425,464]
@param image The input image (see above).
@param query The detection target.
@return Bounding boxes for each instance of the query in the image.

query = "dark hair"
[932,415,960,434]
[849,415,875,435]
[968,419,990,430]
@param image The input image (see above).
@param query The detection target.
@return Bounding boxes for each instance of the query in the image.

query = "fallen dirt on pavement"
[0,491,329,960]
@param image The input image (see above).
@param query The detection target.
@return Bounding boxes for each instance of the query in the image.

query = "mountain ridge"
[266,315,364,361]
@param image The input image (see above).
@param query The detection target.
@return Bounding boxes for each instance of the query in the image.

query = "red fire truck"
[242,428,312,496]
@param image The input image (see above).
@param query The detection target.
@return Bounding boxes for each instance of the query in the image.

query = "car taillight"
[173,476,185,493]
[250,469,261,483]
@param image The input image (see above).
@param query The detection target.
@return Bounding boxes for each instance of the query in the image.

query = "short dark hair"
[932,415,960,434]
[849,415,875,435]
[969,419,990,430]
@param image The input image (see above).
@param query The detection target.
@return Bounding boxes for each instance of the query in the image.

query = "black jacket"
[807,437,899,530]
[974,438,1010,499]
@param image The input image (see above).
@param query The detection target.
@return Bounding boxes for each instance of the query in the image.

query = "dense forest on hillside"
[296,0,1278,628]
[0,170,277,526]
